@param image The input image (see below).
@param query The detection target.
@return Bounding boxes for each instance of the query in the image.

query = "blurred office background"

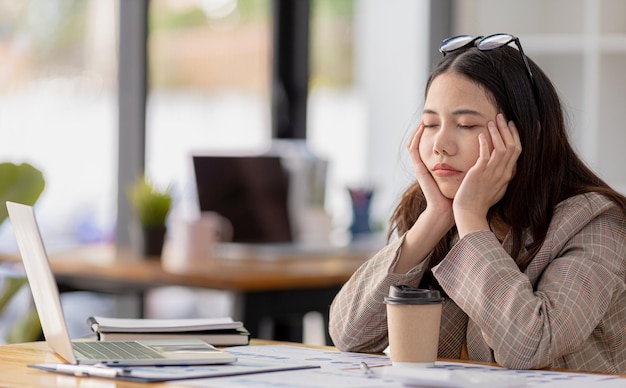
[1,0,625,341]
[0,0,428,253]
[3,0,625,252]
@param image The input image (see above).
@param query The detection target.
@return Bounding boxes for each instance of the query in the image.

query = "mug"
[178,212,233,259]
[163,212,233,272]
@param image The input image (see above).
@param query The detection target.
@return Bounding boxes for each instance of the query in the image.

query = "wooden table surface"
[2,340,623,387]
[1,243,375,292]
[0,339,335,388]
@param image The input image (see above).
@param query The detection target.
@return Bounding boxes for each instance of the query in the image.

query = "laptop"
[192,155,292,243]
[5,201,237,366]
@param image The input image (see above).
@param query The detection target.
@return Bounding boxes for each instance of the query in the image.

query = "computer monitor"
[192,155,292,243]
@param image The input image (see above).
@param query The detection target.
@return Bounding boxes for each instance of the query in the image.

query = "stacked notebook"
[88,316,250,346]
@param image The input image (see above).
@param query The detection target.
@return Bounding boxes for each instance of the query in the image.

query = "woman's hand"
[394,123,455,273]
[453,114,522,238]
[407,123,454,223]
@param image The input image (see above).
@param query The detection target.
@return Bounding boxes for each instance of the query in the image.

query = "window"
[0,0,424,251]
[146,0,272,220]
[147,0,366,241]
[0,0,117,250]
[307,0,361,233]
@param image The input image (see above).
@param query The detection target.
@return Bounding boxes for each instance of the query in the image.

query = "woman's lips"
[432,163,462,177]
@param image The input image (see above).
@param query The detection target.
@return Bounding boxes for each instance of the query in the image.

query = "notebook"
[5,201,237,366]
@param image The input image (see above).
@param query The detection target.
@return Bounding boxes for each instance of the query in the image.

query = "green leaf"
[0,277,27,313]
[0,163,46,225]
[128,176,172,228]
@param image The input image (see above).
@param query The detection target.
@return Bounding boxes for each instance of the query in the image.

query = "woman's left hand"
[453,114,522,238]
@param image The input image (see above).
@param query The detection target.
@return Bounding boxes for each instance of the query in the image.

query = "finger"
[487,120,505,166]
[497,115,523,163]
[508,120,522,157]
[478,132,490,166]
[496,114,515,147]
[494,116,520,170]
[408,123,425,162]
[488,115,517,174]
[407,122,422,150]
[409,124,438,189]
[466,132,490,176]
[504,120,522,175]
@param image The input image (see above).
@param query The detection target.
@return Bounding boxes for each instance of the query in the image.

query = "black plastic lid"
[384,285,442,305]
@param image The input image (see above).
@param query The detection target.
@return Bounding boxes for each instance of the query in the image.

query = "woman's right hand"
[394,123,455,273]
[393,123,454,273]
[407,123,454,219]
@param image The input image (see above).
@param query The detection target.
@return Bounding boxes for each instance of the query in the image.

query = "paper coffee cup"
[385,285,443,367]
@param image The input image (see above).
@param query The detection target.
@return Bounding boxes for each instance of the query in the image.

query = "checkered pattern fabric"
[329,193,625,373]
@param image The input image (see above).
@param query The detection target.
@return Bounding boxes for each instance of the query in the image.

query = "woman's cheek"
[418,138,431,161]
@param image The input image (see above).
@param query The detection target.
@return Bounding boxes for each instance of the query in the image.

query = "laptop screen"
[5,201,78,363]
[192,155,292,243]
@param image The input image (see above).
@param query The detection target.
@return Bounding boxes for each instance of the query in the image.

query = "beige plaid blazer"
[329,193,626,373]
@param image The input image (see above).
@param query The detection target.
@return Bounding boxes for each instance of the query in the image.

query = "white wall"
[353,0,431,228]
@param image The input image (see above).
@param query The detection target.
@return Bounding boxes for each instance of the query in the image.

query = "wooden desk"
[0,339,332,388]
[2,340,624,387]
[0,243,375,345]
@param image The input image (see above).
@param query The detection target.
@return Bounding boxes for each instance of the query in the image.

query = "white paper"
[434,361,626,387]
[223,344,392,370]
[164,345,626,388]
[178,368,398,388]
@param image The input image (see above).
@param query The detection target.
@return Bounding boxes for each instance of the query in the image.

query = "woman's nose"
[433,125,456,156]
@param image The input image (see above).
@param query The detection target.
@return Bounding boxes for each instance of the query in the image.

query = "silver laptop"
[5,201,237,366]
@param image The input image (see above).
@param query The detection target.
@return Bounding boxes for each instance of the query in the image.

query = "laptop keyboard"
[72,341,166,360]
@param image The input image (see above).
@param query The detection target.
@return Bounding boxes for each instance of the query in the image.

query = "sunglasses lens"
[440,35,477,52]
[478,34,514,50]
[441,33,536,93]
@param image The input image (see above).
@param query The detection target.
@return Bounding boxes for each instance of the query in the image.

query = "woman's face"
[419,71,499,199]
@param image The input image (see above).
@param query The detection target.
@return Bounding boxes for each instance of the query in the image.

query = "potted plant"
[128,176,172,258]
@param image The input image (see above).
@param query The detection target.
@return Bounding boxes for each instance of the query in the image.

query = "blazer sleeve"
[432,207,626,370]
[328,235,428,352]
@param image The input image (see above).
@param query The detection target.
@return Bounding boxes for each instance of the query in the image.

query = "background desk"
[1,243,375,345]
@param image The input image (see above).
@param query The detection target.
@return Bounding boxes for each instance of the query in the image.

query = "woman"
[328,34,626,373]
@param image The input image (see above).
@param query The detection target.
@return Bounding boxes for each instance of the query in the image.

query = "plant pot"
[142,226,166,259]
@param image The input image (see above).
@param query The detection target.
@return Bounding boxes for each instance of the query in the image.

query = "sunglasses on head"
[439,33,535,87]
